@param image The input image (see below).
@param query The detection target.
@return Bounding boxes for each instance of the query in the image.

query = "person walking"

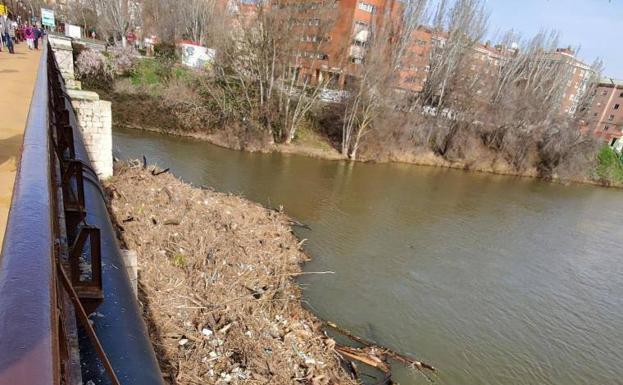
[24,23,34,50]
[0,16,5,52]
[2,16,14,54]
[8,20,16,52]
[33,24,41,50]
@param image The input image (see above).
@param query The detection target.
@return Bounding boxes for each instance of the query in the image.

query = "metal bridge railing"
[0,40,163,385]
[0,41,60,385]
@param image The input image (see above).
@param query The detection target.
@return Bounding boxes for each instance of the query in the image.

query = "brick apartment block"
[587,78,623,145]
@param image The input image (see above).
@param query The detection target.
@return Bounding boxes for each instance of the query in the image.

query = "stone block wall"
[48,35,76,86]
[68,90,113,179]
[49,35,113,179]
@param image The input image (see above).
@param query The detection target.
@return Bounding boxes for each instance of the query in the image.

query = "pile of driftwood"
[106,161,436,385]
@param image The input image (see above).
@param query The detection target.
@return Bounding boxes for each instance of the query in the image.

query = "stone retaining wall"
[48,34,113,179]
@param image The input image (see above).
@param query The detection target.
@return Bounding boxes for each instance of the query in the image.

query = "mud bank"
[104,163,357,385]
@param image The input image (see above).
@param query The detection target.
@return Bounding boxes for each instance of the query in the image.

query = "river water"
[113,127,623,385]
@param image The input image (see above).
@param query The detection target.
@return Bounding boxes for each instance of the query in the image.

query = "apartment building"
[547,48,593,116]
[396,26,433,93]
[587,78,623,145]
[229,0,597,116]
[293,0,402,88]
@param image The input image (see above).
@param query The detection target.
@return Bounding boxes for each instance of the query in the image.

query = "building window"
[615,104,620,110]
[620,92,623,97]
[604,126,609,131]
[609,114,615,121]
[357,2,375,12]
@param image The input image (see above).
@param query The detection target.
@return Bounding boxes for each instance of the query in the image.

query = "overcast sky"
[484,0,623,78]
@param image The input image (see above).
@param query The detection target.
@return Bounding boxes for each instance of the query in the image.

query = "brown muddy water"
[113,126,623,385]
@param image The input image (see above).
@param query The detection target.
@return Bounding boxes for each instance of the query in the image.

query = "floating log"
[326,321,436,372]
[335,346,390,373]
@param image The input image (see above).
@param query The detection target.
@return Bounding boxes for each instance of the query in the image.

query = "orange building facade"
[227,0,598,119]
[288,0,404,88]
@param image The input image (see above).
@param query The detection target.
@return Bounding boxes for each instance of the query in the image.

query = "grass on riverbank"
[129,58,190,87]
[596,146,623,184]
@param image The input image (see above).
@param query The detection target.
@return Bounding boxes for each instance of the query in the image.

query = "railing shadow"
[0,134,23,168]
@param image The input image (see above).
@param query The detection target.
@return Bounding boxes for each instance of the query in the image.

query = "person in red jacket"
[24,23,34,50]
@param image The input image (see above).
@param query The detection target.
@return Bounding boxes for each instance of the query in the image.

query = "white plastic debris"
[179,338,189,346]
[202,328,213,337]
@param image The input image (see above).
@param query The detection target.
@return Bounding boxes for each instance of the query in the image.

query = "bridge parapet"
[0,40,163,385]
[48,34,113,179]
[48,34,78,89]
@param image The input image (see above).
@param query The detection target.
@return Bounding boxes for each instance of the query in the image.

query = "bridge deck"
[0,43,42,247]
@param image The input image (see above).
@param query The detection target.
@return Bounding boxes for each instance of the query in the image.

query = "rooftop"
[599,77,623,87]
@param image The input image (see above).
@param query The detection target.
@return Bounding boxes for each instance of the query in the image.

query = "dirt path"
[0,42,42,248]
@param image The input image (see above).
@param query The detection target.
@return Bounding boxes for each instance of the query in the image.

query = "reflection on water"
[114,127,623,385]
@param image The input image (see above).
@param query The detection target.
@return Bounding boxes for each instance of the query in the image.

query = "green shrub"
[173,66,190,80]
[596,146,623,183]
[130,59,162,86]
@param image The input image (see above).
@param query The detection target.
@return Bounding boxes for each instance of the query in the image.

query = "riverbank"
[99,75,621,188]
[104,163,358,385]
[114,121,622,189]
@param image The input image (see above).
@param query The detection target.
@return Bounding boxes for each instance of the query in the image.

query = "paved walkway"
[0,42,42,248]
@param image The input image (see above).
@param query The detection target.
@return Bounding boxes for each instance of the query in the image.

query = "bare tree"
[199,0,338,144]
[278,0,338,143]
[91,0,130,46]
[574,58,603,121]
[140,0,175,42]
[419,0,488,110]
[341,0,429,159]
[176,0,216,45]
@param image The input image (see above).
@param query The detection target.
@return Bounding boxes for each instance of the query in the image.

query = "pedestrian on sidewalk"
[24,23,34,50]
[33,24,41,50]
[16,23,23,42]
[0,17,4,52]
[1,15,14,54]
[8,21,16,52]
